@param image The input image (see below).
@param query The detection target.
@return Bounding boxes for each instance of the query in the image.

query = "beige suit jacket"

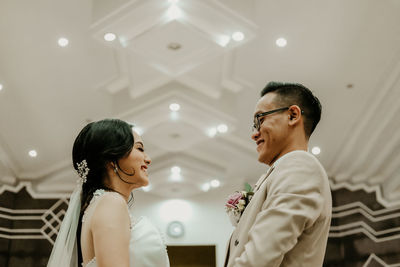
[225,150,332,267]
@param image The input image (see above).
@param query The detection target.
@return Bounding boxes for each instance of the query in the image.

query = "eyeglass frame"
[252,106,304,132]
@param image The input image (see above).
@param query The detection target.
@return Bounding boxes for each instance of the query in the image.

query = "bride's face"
[117,131,151,188]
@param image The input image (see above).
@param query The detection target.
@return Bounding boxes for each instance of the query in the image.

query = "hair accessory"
[76,159,89,184]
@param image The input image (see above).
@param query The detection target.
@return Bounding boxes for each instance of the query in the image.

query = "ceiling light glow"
[276,37,287,47]
[207,127,217,137]
[29,150,37,158]
[210,179,220,188]
[169,103,180,111]
[58,37,69,47]
[232,32,244,41]
[171,166,181,174]
[219,35,230,47]
[167,5,182,20]
[311,146,321,155]
[104,33,116,42]
[217,124,228,133]
[170,172,182,182]
[0,84,3,91]
[201,183,210,192]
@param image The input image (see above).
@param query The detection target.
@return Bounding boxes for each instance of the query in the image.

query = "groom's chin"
[257,153,267,164]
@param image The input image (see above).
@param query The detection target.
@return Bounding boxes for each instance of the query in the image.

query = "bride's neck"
[104,172,134,202]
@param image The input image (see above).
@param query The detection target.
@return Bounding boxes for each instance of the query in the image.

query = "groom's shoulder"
[275,150,326,175]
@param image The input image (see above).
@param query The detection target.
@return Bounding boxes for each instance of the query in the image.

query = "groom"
[224,82,332,266]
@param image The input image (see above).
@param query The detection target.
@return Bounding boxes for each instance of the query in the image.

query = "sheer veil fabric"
[47,185,81,267]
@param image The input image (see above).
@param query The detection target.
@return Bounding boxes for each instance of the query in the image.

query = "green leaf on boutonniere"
[244,182,253,194]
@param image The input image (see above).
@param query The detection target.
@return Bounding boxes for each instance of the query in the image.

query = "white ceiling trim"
[330,50,400,184]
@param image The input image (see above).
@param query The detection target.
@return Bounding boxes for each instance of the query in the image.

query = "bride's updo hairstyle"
[72,118,134,212]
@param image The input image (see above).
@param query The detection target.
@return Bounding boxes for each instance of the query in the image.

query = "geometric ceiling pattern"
[0,0,400,202]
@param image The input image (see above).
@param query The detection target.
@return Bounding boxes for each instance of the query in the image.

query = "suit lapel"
[224,233,233,267]
[225,166,276,266]
[254,165,275,192]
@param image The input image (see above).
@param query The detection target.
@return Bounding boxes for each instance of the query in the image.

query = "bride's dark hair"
[72,118,134,211]
[72,118,134,264]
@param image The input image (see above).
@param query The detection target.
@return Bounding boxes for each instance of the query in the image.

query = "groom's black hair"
[261,82,322,138]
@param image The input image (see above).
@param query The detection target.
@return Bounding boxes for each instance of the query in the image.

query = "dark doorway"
[167,245,216,267]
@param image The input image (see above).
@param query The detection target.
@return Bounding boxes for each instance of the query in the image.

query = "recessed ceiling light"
[169,103,180,111]
[0,84,3,91]
[232,32,244,41]
[29,150,37,157]
[104,33,116,42]
[207,127,217,138]
[58,37,69,47]
[217,124,228,133]
[167,5,182,20]
[171,166,181,174]
[311,146,321,155]
[210,179,220,188]
[276,37,287,47]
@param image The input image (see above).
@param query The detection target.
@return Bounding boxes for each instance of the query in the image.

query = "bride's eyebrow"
[135,142,144,147]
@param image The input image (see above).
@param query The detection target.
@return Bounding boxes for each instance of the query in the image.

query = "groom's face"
[251,93,290,165]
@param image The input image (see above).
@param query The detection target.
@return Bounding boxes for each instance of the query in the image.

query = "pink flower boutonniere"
[225,183,254,226]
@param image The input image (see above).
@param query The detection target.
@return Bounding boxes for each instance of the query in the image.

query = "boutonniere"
[225,183,254,226]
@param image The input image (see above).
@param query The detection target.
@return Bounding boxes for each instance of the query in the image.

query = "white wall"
[130,181,243,267]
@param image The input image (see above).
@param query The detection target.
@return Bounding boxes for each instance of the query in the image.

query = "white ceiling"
[1,0,400,203]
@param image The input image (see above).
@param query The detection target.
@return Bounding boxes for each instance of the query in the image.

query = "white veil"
[47,184,82,267]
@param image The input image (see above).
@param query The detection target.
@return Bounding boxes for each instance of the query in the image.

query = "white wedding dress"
[82,190,170,267]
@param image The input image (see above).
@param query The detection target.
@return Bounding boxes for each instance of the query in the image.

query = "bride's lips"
[141,165,148,173]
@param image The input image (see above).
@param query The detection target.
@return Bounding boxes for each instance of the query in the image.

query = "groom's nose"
[251,130,260,141]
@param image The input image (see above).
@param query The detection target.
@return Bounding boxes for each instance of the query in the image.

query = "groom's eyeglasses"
[252,107,290,132]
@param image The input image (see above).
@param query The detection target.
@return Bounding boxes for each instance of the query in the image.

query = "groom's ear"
[287,105,302,126]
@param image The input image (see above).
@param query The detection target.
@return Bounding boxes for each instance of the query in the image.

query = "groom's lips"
[256,140,264,151]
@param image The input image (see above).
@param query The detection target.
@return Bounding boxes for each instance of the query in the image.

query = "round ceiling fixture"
[210,179,220,188]
[58,37,69,47]
[217,124,228,133]
[167,42,182,50]
[232,32,244,41]
[169,103,180,111]
[167,221,185,238]
[276,37,287,47]
[29,150,38,158]
[104,33,116,42]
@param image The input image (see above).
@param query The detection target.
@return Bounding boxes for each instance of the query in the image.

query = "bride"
[47,119,170,267]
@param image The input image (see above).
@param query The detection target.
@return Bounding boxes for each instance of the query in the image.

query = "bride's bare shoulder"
[91,192,130,228]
